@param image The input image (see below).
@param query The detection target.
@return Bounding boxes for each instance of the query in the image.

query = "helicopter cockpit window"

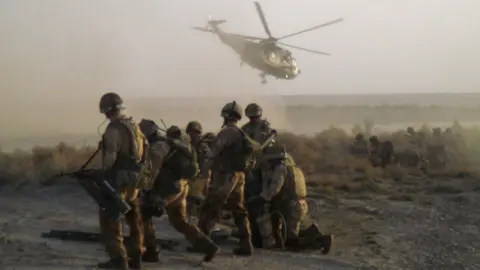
[281,55,292,64]
[290,58,297,67]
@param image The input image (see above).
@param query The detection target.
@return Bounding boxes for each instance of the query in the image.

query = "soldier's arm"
[102,125,121,170]
[149,141,171,179]
[201,127,238,172]
[260,163,286,201]
[197,142,212,163]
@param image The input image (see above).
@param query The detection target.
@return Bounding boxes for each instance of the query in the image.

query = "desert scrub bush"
[0,121,478,189]
[0,142,98,186]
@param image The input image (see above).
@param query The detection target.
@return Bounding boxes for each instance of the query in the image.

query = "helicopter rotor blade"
[254,2,273,38]
[276,18,344,41]
[277,42,331,56]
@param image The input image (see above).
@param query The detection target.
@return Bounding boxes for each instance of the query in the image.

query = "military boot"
[198,235,220,262]
[233,237,254,256]
[142,246,159,262]
[97,257,128,270]
[232,215,254,256]
[128,250,144,270]
[318,234,333,254]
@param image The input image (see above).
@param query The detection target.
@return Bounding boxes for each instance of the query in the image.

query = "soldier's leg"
[166,184,219,262]
[140,213,159,262]
[225,172,253,256]
[98,210,128,270]
[124,188,144,269]
[284,200,307,247]
[270,211,285,250]
[254,209,275,249]
[197,172,233,236]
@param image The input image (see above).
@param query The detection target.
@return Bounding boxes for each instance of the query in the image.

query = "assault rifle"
[47,145,131,221]
[42,229,180,251]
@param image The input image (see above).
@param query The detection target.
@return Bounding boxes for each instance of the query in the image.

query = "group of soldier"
[349,125,463,169]
[95,92,332,270]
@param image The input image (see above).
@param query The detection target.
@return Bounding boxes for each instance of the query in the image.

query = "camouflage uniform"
[242,103,272,144]
[186,121,211,199]
[197,101,254,256]
[97,93,145,270]
[241,103,273,247]
[259,158,308,246]
[258,147,332,253]
[141,125,219,263]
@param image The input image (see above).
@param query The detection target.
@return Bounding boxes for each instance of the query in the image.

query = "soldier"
[194,101,254,256]
[241,103,273,232]
[97,92,146,270]
[138,120,219,263]
[185,121,209,198]
[241,103,272,144]
[254,145,332,253]
[369,136,394,168]
[349,133,369,157]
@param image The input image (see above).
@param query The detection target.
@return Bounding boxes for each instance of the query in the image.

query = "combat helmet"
[166,125,183,139]
[186,121,203,134]
[139,119,160,138]
[245,103,262,118]
[406,126,415,134]
[221,101,243,120]
[355,133,364,141]
[99,92,125,114]
[201,132,216,143]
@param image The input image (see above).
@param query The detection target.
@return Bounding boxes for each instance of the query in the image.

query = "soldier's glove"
[141,191,165,217]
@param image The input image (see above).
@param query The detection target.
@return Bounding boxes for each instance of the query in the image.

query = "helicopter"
[192,2,343,84]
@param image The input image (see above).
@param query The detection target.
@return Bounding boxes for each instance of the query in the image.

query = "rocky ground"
[1,173,479,270]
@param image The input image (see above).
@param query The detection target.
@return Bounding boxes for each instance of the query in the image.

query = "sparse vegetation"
[1,121,479,197]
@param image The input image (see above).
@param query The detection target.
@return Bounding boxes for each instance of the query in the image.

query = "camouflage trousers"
[143,179,213,250]
[188,170,211,198]
[277,199,308,241]
[198,171,251,240]
[99,187,144,260]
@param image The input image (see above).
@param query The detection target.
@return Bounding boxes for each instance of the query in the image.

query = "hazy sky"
[1,0,479,100]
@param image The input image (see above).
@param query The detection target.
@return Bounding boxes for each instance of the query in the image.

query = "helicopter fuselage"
[209,23,300,80]
[193,2,343,84]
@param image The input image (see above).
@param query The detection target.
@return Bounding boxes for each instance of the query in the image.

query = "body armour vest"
[242,119,271,144]
[150,135,197,197]
[106,117,145,172]
[214,126,249,172]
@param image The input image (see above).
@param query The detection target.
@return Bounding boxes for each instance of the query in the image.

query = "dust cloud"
[0,1,291,145]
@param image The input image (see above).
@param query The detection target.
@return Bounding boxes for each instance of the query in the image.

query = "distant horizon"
[121,91,480,98]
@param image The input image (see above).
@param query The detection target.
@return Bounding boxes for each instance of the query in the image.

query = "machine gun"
[47,145,131,221]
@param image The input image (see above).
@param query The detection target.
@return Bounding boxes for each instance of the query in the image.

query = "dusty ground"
[1,172,479,270]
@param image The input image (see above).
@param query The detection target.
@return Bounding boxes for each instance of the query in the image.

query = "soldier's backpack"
[163,133,199,180]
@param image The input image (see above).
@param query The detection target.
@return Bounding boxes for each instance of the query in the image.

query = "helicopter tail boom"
[192,19,226,33]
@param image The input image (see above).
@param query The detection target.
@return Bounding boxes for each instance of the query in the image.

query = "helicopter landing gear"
[259,73,267,84]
